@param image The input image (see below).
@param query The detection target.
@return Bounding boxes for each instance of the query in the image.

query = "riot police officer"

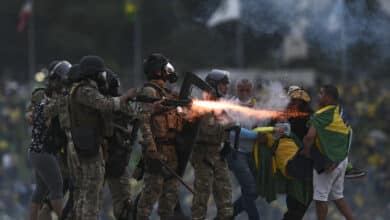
[100,69,136,220]
[136,53,184,220]
[191,69,233,220]
[67,55,136,220]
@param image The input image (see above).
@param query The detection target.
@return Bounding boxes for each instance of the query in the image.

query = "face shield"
[205,69,230,98]
[48,60,72,81]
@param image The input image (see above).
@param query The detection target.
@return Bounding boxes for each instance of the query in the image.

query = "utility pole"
[133,0,142,86]
[27,0,36,82]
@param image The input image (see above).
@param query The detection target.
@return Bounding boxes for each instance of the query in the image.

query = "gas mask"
[95,70,109,95]
[164,62,178,83]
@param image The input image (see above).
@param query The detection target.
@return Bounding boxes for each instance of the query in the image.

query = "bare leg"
[333,198,354,220]
[29,202,40,220]
[50,199,63,219]
[315,200,328,220]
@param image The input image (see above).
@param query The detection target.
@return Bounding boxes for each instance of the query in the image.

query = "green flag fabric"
[253,133,312,206]
[310,105,350,162]
[254,139,286,203]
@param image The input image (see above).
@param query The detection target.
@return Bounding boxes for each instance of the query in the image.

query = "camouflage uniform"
[56,92,77,220]
[136,79,184,220]
[68,79,123,220]
[105,104,135,220]
[107,169,132,219]
[191,112,233,220]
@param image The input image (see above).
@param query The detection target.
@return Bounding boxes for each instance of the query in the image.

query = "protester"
[303,85,354,220]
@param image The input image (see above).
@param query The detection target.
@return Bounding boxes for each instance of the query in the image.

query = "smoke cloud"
[242,0,390,56]
[225,80,290,128]
[203,0,390,61]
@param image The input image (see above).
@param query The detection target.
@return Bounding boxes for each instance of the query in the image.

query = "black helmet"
[205,69,230,97]
[143,53,168,78]
[143,53,178,83]
[79,55,105,78]
[47,60,72,81]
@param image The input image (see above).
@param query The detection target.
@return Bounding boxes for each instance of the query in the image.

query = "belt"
[195,141,221,146]
[155,138,176,145]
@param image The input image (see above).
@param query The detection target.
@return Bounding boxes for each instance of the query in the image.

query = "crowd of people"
[0,54,388,219]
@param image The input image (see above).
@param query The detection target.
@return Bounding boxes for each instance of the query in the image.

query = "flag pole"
[27,0,36,82]
[133,0,142,86]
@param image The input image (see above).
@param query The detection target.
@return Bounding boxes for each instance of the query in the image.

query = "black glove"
[220,141,232,160]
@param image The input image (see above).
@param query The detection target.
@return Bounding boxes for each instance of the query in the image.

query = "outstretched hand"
[121,88,138,102]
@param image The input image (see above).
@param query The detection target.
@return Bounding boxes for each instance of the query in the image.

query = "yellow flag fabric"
[275,138,299,177]
[311,105,350,162]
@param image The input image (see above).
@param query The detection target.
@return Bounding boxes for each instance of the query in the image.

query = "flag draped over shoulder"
[311,105,350,162]
[17,0,32,32]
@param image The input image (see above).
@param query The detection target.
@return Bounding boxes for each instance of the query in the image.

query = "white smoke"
[201,0,390,62]
[255,81,289,111]
[226,80,290,128]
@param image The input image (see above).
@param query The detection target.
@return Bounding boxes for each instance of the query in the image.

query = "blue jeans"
[228,151,260,220]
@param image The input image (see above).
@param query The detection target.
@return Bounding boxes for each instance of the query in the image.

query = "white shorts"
[313,158,348,201]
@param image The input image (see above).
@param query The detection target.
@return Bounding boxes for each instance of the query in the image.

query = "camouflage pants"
[136,173,179,220]
[106,167,132,220]
[191,152,233,220]
[72,153,105,220]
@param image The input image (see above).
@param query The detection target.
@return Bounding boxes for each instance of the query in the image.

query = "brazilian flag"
[310,105,350,162]
[253,133,312,206]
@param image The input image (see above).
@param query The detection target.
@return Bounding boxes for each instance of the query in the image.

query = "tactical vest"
[195,112,225,147]
[144,82,184,144]
[69,82,103,157]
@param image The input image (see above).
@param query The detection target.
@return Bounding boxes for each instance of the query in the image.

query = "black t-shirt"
[29,99,66,154]
[30,100,48,152]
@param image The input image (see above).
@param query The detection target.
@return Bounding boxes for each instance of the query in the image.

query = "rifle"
[113,123,194,194]
[154,157,194,194]
[131,96,192,108]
